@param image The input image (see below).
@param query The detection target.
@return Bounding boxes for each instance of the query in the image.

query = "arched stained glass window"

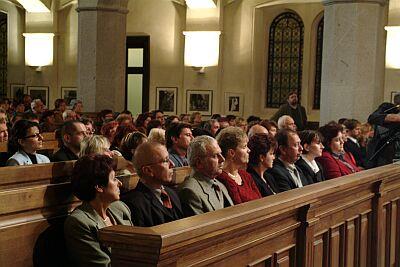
[266,12,304,108]
[313,16,324,109]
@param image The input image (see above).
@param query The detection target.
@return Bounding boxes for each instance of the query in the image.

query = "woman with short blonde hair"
[79,135,114,158]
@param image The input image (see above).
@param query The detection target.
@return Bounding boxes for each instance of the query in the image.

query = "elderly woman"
[216,127,261,204]
[6,119,50,166]
[147,128,165,145]
[296,130,325,183]
[64,155,133,266]
[247,133,278,196]
[79,135,115,158]
[317,123,360,179]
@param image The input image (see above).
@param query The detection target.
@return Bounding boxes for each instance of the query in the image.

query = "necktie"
[160,189,172,209]
[212,183,221,201]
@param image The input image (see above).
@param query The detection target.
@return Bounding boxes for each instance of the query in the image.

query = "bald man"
[277,115,297,131]
[121,142,184,226]
[248,124,269,138]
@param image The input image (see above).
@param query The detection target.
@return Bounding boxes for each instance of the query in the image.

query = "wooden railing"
[99,164,400,267]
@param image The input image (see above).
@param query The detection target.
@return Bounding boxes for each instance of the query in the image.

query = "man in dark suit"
[122,141,183,226]
[52,120,87,162]
[343,119,365,168]
[267,129,313,192]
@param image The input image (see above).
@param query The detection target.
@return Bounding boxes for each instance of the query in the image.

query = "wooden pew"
[0,162,189,266]
[99,164,400,267]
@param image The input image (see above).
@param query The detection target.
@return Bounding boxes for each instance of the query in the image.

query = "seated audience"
[146,119,162,135]
[277,115,297,131]
[166,122,193,167]
[247,123,268,138]
[317,123,360,179]
[23,94,32,112]
[152,109,165,127]
[0,118,8,142]
[202,119,220,137]
[53,98,67,125]
[343,119,365,168]
[135,112,152,134]
[62,109,77,121]
[79,135,114,158]
[120,131,148,161]
[6,120,50,165]
[122,142,183,226]
[165,115,179,130]
[72,100,83,120]
[64,155,133,266]
[179,113,190,124]
[52,121,87,162]
[148,128,166,145]
[190,111,202,127]
[101,121,118,145]
[296,130,325,183]
[218,117,230,130]
[110,124,136,153]
[179,135,234,216]
[226,115,236,126]
[115,113,133,127]
[247,134,278,196]
[260,119,278,138]
[267,129,312,192]
[235,117,247,132]
[30,99,45,117]
[23,112,40,124]
[247,115,261,124]
[82,118,95,137]
[216,127,261,204]
[39,110,57,132]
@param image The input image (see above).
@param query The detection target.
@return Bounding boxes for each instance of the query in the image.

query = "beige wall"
[126,0,186,113]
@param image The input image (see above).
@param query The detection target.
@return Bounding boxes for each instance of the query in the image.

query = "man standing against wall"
[271,91,307,131]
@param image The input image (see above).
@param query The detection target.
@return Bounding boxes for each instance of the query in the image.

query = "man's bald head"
[248,124,268,138]
[133,142,166,177]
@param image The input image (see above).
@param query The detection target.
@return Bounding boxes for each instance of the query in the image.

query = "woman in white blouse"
[295,130,325,183]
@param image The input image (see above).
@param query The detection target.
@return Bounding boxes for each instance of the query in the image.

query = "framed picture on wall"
[156,87,177,115]
[61,87,78,107]
[10,84,26,102]
[391,91,400,103]
[28,86,49,106]
[224,92,244,116]
[186,90,213,116]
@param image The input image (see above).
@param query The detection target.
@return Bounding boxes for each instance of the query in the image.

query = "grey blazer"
[6,150,50,166]
[64,201,133,267]
[179,171,234,217]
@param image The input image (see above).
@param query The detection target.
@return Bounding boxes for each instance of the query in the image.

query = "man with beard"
[52,121,88,162]
[271,91,307,131]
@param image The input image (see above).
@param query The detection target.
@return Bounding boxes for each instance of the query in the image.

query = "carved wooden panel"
[359,213,371,267]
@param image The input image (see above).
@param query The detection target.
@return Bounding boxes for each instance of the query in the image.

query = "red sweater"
[217,169,262,204]
[316,151,360,179]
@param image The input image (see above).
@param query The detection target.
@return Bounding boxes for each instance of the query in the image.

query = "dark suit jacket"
[122,181,183,227]
[344,139,365,168]
[295,157,325,183]
[266,159,312,192]
[246,166,278,197]
[52,145,79,162]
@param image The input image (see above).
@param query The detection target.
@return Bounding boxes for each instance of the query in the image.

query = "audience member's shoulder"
[37,153,50,163]
[109,200,131,214]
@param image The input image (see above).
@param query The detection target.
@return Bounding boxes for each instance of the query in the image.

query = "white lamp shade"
[385,26,400,69]
[23,33,54,66]
[183,31,221,67]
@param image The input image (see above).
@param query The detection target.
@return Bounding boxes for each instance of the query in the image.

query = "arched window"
[313,16,324,109]
[266,12,304,108]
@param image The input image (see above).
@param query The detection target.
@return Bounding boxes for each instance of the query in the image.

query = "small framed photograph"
[28,86,49,106]
[186,90,213,116]
[156,87,177,115]
[224,92,244,116]
[61,87,77,107]
[10,84,26,101]
[391,91,400,103]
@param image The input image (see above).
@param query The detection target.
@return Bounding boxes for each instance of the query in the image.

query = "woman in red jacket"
[316,123,360,179]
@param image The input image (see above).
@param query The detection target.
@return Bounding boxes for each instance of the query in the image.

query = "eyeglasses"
[142,157,171,167]
[24,133,42,139]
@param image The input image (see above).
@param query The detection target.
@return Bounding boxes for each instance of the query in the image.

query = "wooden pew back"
[99,164,400,267]
[0,131,59,154]
[0,162,190,266]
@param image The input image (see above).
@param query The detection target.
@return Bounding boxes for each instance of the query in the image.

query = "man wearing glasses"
[122,142,183,227]
[52,120,88,162]
[179,135,234,217]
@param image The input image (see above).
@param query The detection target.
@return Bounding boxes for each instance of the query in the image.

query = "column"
[320,0,387,124]
[77,0,129,112]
